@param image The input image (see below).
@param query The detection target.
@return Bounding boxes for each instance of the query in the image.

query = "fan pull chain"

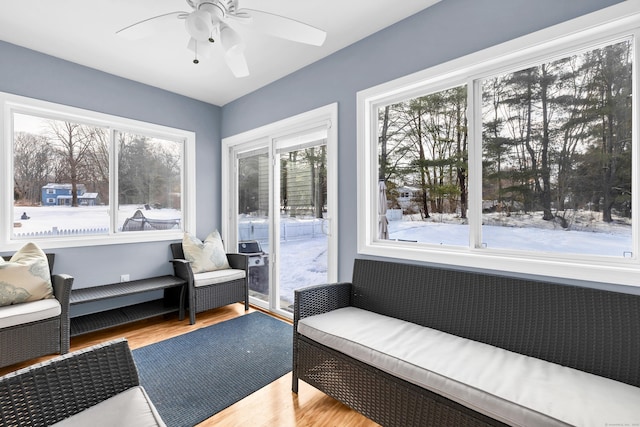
[193,33,214,64]
[193,43,199,64]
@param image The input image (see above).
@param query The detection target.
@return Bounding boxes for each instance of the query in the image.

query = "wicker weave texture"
[0,338,139,427]
[297,336,506,427]
[0,270,73,368]
[170,242,249,324]
[0,319,60,368]
[293,258,640,426]
[194,278,246,312]
[351,259,640,388]
[294,282,352,323]
[292,282,351,392]
[52,273,73,354]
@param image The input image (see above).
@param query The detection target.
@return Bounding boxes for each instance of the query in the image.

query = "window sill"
[359,240,640,289]
[3,230,183,251]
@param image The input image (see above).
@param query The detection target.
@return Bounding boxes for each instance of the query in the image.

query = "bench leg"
[292,373,299,393]
[244,278,249,311]
[178,285,186,321]
[189,288,196,325]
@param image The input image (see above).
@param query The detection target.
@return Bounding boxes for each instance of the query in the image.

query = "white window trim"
[1,92,196,250]
[357,1,640,287]
[221,103,339,285]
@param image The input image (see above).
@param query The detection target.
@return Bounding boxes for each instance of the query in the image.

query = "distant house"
[41,183,100,206]
[395,185,421,212]
[78,193,100,206]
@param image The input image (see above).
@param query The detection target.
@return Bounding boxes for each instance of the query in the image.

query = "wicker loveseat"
[0,338,165,426]
[0,253,73,369]
[293,258,640,426]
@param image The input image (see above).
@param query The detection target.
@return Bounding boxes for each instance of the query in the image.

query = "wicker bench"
[292,258,640,426]
[69,275,186,336]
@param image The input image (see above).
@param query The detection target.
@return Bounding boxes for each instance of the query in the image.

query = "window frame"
[357,1,640,287]
[221,103,339,318]
[1,92,196,250]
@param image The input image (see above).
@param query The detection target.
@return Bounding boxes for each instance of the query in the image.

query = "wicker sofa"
[0,338,165,427]
[0,253,73,369]
[292,258,640,426]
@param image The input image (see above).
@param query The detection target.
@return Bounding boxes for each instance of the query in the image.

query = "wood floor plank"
[1,303,379,427]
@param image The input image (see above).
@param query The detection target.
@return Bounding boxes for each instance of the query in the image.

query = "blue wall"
[0,0,629,296]
[0,40,221,290]
[221,0,627,287]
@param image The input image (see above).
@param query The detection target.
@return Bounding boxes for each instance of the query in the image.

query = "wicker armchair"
[0,253,74,369]
[0,338,166,427]
[170,242,249,324]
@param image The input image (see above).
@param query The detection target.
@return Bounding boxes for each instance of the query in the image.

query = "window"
[481,40,632,257]
[357,3,640,286]
[377,84,468,247]
[1,93,195,249]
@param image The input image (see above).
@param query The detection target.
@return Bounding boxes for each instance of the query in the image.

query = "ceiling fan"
[116,0,327,78]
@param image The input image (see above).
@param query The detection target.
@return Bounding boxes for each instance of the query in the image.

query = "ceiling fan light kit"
[117,0,327,78]
[185,9,214,41]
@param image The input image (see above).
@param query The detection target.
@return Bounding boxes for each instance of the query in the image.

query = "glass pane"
[377,85,468,246]
[12,113,110,238]
[117,131,183,232]
[481,40,633,257]
[238,152,270,303]
[279,144,328,312]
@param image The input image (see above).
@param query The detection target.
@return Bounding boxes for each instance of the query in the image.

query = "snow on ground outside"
[13,205,180,235]
[12,206,632,305]
[390,211,631,256]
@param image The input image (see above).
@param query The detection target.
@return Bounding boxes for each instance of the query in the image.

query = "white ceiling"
[0,0,440,106]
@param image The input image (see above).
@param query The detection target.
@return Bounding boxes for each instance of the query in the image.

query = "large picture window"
[2,94,195,249]
[481,39,632,257]
[358,3,640,286]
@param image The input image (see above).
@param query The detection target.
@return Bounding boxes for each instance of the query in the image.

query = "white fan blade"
[220,24,248,77]
[116,11,187,40]
[237,9,326,46]
[226,10,253,25]
[225,49,249,78]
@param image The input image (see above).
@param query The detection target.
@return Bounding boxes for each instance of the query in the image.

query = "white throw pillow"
[182,231,231,273]
[0,242,54,306]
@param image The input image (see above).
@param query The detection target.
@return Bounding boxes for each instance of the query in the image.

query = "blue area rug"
[132,312,292,427]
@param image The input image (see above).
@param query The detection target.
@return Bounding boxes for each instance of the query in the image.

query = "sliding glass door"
[274,135,328,312]
[237,148,271,304]
[223,104,337,318]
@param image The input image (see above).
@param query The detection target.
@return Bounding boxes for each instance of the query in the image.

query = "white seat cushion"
[298,307,640,427]
[193,269,245,287]
[52,386,166,427]
[0,298,61,328]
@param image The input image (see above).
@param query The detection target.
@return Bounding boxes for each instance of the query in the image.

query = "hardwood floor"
[1,303,379,427]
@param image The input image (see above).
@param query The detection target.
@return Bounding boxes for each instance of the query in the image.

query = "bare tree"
[13,132,52,204]
[47,121,97,207]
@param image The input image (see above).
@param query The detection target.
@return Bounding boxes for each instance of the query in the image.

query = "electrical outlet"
[120,274,130,283]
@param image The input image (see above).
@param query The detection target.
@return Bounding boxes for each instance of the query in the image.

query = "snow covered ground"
[12,206,632,307]
[262,210,632,306]
[390,211,631,256]
[13,205,180,236]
